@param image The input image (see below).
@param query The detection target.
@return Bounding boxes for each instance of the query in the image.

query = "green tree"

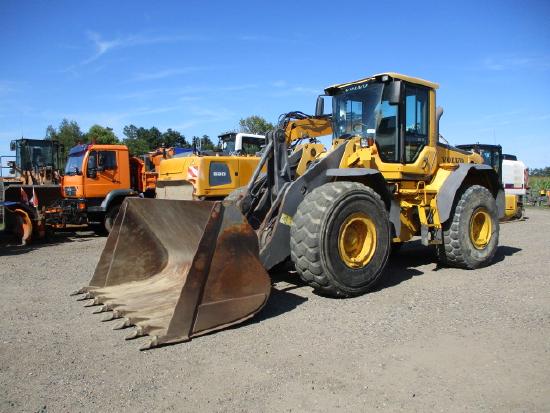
[45,119,85,159]
[239,115,274,135]
[530,167,550,177]
[161,128,189,148]
[122,124,150,156]
[86,124,119,144]
[45,125,57,140]
[192,135,216,151]
[140,126,163,149]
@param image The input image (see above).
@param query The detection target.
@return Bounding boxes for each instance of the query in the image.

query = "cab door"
[84,149,120,199]
[400,84,437,177]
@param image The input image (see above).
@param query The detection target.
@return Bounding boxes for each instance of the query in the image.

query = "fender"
[326,168,401,238]
[88,189,138,212]
[437,164,504,224]
[259,146,399,270]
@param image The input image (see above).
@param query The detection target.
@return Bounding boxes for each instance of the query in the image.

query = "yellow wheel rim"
[469,208,492,249]
[338,212,377,268]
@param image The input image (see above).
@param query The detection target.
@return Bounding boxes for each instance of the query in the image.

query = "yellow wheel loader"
[155,133,265,200]
[74,73,504,349]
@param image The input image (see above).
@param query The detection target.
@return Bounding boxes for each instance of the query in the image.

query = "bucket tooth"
[75,198,271,349]
[139,337,159,351]
[101,310,122,322]
[84,297,101,307]
[76,292,93,301]
[125,327,145,340]
[92,305,111,314]
[113,318,132,330]
[70,288,87,296]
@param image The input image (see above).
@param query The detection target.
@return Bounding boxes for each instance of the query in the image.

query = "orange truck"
[46,143,156,234]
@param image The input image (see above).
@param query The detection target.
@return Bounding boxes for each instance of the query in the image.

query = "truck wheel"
[104,203,121,233]
[290,181,391,297]
[436,185,499,269]
[89,223,107,236]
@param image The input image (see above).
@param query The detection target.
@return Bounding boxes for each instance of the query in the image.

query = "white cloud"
[109,83,257,101]
[269,85,320,97]
[482,55,550,71]
[130,67,205,82]
[81,31,208,66]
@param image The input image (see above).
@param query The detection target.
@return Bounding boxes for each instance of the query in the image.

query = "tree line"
[529,167,550,177]
[45,116,274,159]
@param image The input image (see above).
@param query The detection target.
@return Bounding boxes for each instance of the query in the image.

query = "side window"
[87,150,97,171]
[241,137,262,155]
[98,151,117,170]
[404,86,429,163]
[375,100,399,162]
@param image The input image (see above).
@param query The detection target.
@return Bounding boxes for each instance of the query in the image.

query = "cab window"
[375,100,399,162]
[404,86,429,163]
[98,151,117,170]
[87,151,97,172]
[241,136,263,155]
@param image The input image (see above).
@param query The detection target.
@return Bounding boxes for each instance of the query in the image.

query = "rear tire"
[104,203,121,233]
[290,181,391,297]
[436,185,499,269]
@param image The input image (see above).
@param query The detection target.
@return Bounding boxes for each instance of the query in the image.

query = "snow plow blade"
[73,197,271,350]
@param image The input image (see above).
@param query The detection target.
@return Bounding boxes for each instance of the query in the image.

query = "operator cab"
[319,73,438,166]
[218,133,265,156]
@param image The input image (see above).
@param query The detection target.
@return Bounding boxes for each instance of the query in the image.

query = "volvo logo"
[442,157,464,164]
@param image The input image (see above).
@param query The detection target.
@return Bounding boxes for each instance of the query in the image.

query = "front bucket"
[73,197,271,350]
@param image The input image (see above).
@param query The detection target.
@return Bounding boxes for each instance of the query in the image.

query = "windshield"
[221,137,236,154]
[332,82,384,139]
[65,151,86,175]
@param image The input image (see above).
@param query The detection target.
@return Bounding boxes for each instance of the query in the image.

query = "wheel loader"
[154,133,266,200]
[74,73,504,349]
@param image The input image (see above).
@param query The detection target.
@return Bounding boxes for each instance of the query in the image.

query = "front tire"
[104,203,121,233]
[437,185,499,269]
[290,181,391,297]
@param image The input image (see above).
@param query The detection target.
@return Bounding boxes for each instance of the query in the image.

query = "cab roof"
[325,72,439,94]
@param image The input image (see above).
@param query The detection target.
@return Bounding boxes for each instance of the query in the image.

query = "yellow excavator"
[74,73,504,350]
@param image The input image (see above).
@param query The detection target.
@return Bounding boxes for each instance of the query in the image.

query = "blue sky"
[1,0,549,167]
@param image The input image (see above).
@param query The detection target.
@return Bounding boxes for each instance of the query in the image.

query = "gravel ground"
[1,208,549,412]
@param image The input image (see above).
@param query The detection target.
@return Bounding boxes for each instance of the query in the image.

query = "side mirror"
[315,95,325,117]
[10,141,16,151]
[382,80,402,105]
[87,168,97,179]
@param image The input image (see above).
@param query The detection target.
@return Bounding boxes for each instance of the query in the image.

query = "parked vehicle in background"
[1,138,64,244]
[155,133,266,200]
[46,143,162,234]
[456,144,527,220]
